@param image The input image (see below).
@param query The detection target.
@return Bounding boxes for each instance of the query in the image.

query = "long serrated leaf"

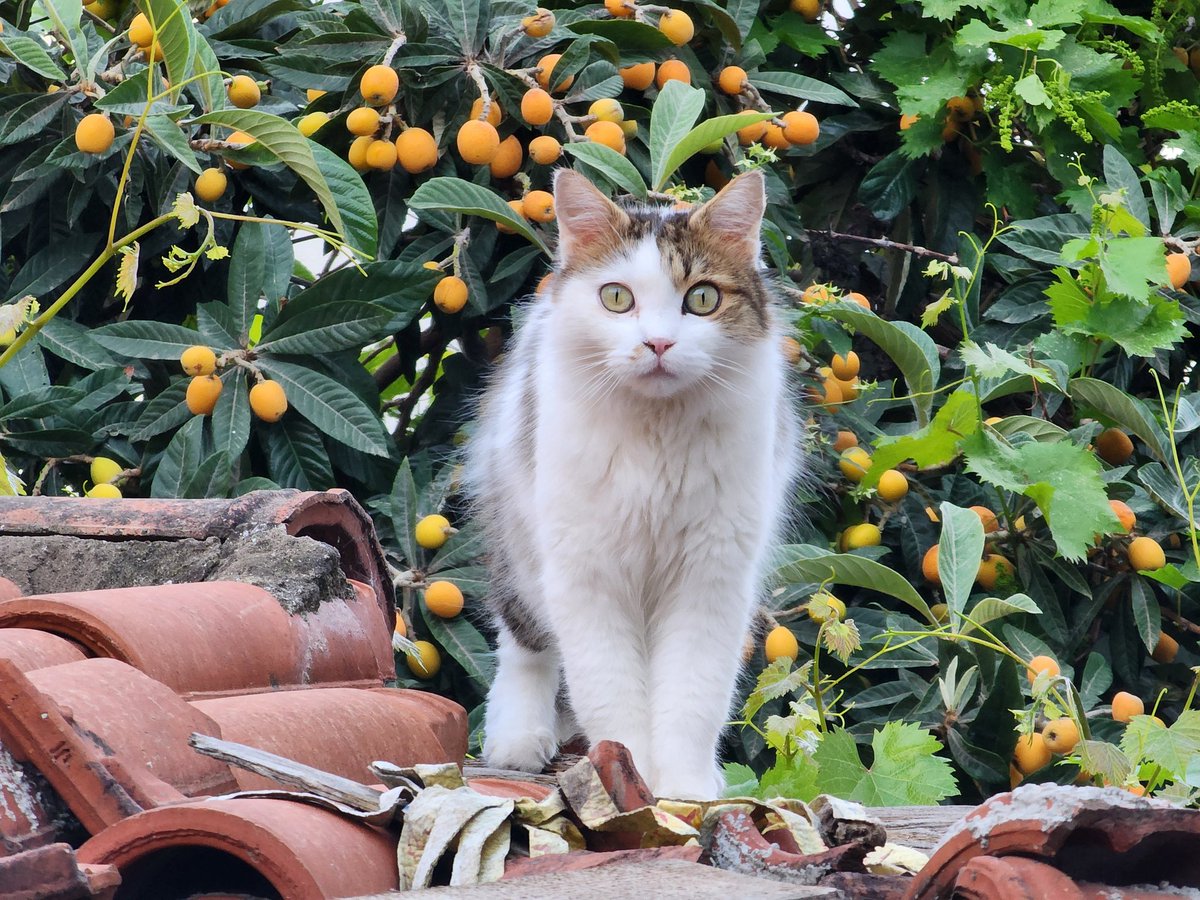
[151,415,204,498]
[211,367,251,466]
[41,0,89,83]
[937,502,985,623]
[773,545,935,624]
[257,302,389,354]
[261,416,334,489]
[961,593,1040,635]
[194,109,375,257]
[132,381,191,440]
[136,0,195,105]
[0,32,66,80]
[750,70,857,107]
[656,111,775,189]
[408,177,550,254]
[562,142,647,197]
[649,80,706,190]
[821,303,939,425]
[390,457,420,567]
[185,451,232,498]
[420,603,495,688]
[1069,377,1167,462]
[143,114,203,174]
[93,321,206,359]
[256,357,389,456]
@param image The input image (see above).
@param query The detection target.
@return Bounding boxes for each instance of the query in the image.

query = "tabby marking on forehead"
[558,202,770,339]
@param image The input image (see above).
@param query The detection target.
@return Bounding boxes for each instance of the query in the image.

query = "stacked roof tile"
[0,490,464,898]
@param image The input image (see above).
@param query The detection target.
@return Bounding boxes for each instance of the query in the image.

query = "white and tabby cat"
[464,168,801,800]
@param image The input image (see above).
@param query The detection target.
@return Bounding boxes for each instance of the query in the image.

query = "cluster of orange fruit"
[808,349,862,409]
[1012,655,1168,792]
[179,345,288,422]
[920,505,1014,592]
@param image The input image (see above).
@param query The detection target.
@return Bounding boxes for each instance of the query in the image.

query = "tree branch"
[804,228,959,264]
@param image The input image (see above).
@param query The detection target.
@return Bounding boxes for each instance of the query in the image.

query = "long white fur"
[465,172,800,799]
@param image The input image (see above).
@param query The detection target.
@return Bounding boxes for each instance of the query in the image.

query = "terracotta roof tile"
[76,798,400,899]
[0,491,470,896]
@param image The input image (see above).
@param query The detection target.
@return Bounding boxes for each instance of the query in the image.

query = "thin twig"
[805,228,959,263]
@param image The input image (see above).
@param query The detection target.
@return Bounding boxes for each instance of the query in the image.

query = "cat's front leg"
[647,571,757,800]
[483,627,562,773]
[542,565,654,780]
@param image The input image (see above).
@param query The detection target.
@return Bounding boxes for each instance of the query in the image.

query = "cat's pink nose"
[644,338,675,358]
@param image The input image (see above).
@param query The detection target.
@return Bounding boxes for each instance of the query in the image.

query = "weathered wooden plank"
[346,859,838,899]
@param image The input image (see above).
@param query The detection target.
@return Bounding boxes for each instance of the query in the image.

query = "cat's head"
[546,168,773,400]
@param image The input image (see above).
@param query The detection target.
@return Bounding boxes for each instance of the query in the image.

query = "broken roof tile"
[77,797,400,900]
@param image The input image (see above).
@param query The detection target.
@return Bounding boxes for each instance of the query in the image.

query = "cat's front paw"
[483,725,559,773]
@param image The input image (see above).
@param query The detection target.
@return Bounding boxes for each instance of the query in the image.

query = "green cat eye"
[683,283,721,316]
[599,282,635,313]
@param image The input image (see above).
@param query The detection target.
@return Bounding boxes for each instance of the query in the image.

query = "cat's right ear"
[553,169,629,265]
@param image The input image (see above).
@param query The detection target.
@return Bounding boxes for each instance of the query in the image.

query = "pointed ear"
[553,168,629,265]
[691,169,766,260]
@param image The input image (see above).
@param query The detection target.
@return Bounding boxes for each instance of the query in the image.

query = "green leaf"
[185,451,232,498]
[757,756,821,803]
[1068,377,1168,462]
[1122,711,1200,778]
[261,416,334,489]
[863,391,980,488]
[773,545,936,624]
[1101,237,1168,300]
[1102,144,1150,230]
[420,603,495,688]
[42,0,89,83]
[151,416,204,498]
[95,72,193,118]
[389,458,421,568]
[441,0,485,55]
[655,111,776,190]
[408,177,550,255]
[1129,577,1162,653]
[961,593,1041,635]
[0,386,84,419]
[938,503,986,623]
[211,367,251,466]
[748,71,856,107]
[228,221,270,341]
[0,93,70,147]
[562,142,647,197]
[1077,739,1131,786]
[999,214,1091,265]
[856,151,917,223]
[648,80,706,191]
[960,341,1055,384]
[256,358,389,457]
[813,723,958,806]
[143,114,203,174]
[310,141,378,260]
[136,0,196,105]
[1013,73,1050,107]
[93,321,205,359]
[131,381,191,440]
[963,431,1119,562]
[257,302,389,354]
[0,32,66,80]
[722,762,760,797]
[193,109,376,257]
[37,318,118,370]
[820,303,940,425]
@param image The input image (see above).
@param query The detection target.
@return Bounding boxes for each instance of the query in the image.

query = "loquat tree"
[3,0,1200,805]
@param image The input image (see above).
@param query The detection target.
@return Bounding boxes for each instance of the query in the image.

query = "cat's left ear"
[690,169,766,261]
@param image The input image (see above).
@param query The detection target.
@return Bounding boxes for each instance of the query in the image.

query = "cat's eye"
[683,283,721,316]
[599,282,635,313]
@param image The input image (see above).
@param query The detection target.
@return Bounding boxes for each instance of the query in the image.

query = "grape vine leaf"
[963,431,1119,561]
[812,722,958,806]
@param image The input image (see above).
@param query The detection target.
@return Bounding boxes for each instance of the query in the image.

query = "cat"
[463,168,801,800]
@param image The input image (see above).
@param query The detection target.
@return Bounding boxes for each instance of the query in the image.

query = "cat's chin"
[625,368,694,399]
